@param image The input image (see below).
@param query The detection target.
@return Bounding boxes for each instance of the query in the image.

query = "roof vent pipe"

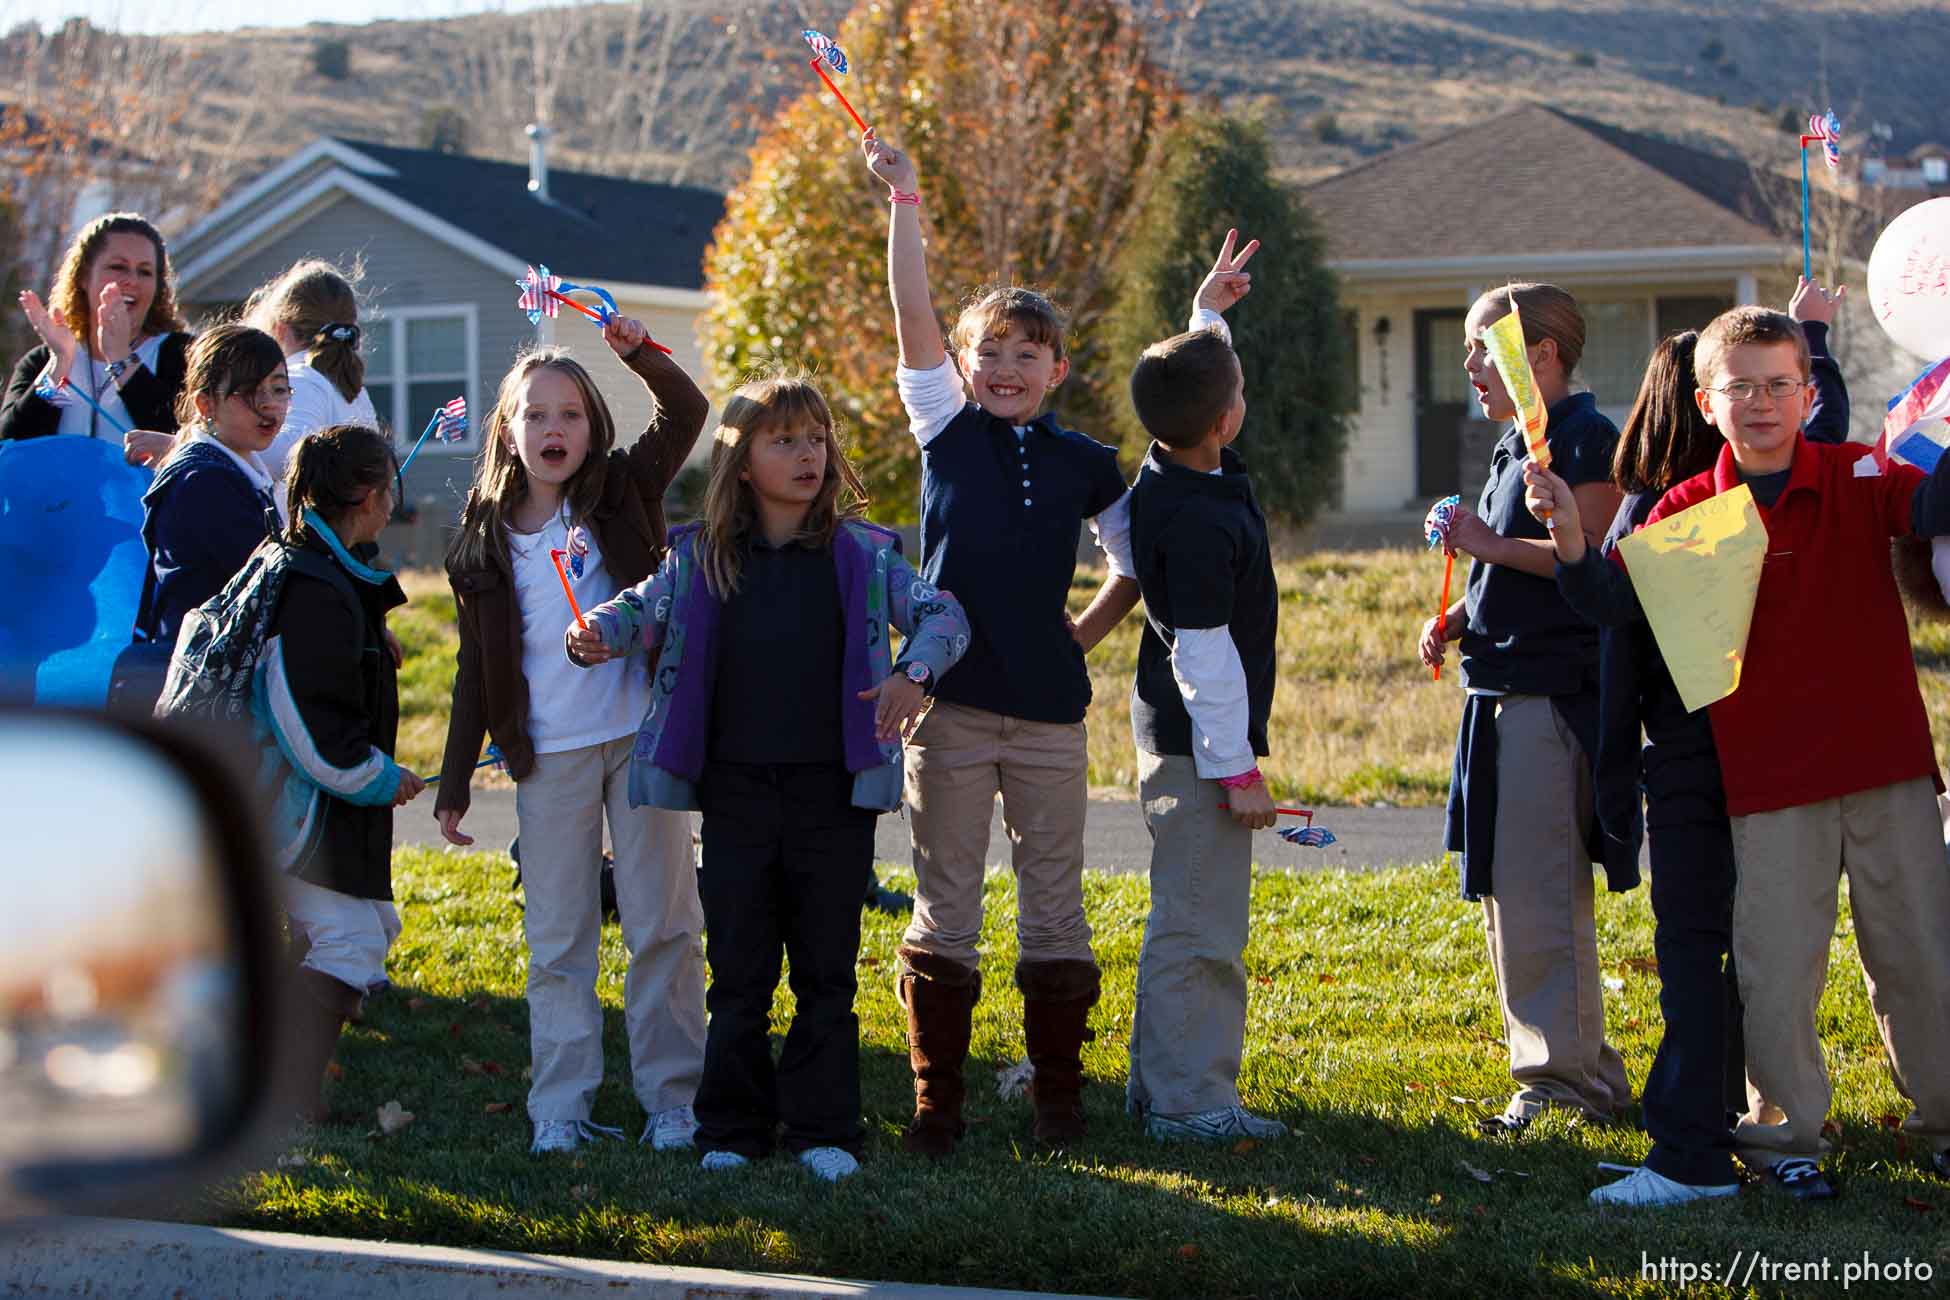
[526,123,550,200]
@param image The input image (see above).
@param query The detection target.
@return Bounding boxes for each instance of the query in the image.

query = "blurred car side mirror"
[0,708,283,1218]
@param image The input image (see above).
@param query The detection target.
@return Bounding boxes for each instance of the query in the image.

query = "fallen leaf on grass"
[1316,973,1337,986]
[1881,1114,1903,1131]
[376,1101,415,1135]
[569,1183,597,1201]
[1175,1245,1199,1261]
[276,1152,307,1169]
[858,956,879,970]
[1232,1138,1259,1155]
[1428,1193,1442,1206]
[1903,1197,1935,1213]
[1620,956,1659,975]
[1822,1119,1844,1145]
[325,1062,344,1080]
[1472,1204,1487,1216]
[1356,1155,1378,1166]
[484,1102,513,1115]
[1459,1159,1493,1184]
[1255,975,1273,986]
[447,1022,463,1040]
[995,1059,1034,1100]
[1601,976,1625,992]
[1405,1081,1425,1093]
[406,997,429,1012]
[461,1056,506,1077]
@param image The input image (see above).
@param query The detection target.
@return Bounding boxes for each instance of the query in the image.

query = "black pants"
[694,761,875,1158]
[1641,817,1745,1187]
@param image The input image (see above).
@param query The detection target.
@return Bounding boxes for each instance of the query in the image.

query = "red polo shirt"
[1646,434,1940,816]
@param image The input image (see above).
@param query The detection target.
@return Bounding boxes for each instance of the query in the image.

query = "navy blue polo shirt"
[1128,444,1278,759]
[918,403,1128,723]
[1457,391,1618,695]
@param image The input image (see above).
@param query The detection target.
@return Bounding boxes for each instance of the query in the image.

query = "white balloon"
[1868,196,1950,360]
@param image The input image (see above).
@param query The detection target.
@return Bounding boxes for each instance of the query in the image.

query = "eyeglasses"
[1702,377,1805,403]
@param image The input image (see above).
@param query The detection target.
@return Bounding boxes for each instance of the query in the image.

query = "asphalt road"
[398,786,1449,875]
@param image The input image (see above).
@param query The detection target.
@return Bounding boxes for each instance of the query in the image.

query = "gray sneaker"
[530,1118,624,1155]
[798,1146,860,1182]
[700,1150,750,1172]
[642,1103,698,1152]
[1145,1105,1288,1144]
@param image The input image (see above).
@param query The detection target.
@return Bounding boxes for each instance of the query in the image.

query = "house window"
[364,304,478,451]
[1924,156,1949,185]
[1656,295,1732,339]
[1579,298,1652,410]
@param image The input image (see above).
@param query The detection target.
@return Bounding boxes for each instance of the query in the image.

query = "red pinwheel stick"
[1434,551,1455,683]
[809,56,868,132]
[1218,803,1315,819]
[550,548,587,631]
[543,289,674,354]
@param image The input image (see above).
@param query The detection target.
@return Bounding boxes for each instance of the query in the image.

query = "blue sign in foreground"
[0,438,151,707]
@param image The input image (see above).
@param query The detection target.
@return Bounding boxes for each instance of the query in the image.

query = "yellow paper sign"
[1614,485,1767,712]
[1482,310,1550,469]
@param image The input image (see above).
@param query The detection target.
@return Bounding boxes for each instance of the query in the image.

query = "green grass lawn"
[200,849,1949,1299]
[395,547,1950,812]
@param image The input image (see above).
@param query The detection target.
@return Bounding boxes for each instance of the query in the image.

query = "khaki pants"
[1730,776,1950,1165]
[902,700,1093,968]
[515,735,707,1123]
[1126,750,1255,1116]
[1481,695,1629,1120]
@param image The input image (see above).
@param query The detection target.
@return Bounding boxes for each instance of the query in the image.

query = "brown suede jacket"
[434,344,707,814]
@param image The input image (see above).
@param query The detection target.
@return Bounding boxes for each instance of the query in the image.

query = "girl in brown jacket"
[434,315,709,1156]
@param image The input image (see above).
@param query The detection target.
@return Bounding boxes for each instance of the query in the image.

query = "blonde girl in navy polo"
[1418,283,1630,1136]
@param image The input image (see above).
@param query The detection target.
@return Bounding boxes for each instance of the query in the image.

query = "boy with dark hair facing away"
[1644,305,1950,1199]
[860,129,1143,1152]
[1122,233,1285,1141]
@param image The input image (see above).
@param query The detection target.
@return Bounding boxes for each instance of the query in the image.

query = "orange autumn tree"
[702,0,1179,518]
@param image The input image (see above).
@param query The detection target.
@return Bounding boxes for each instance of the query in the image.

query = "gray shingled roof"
[1304,105,1788,262]
[331,137,724,289]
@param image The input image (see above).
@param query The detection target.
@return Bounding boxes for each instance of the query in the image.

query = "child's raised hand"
[860,127,918,194]
[1789,276,1845,327]
[859,671,927,742]
[603,313,648,357]
[566,620,614,666]
[1195,228,1260,316]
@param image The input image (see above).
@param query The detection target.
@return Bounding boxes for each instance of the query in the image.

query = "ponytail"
[285,423,398,544]
[247,258,367,402]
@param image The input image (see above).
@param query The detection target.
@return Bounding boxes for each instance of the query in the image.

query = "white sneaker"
[798,1146,860,1182]
[700,1150,750,1172]
[529,1118,625,1155]
[1589,1165,1738,1208]
[1145,1105,1289,1144]
[642,1104,698,1152]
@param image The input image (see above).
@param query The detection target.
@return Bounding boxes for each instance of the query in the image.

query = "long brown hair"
[1612,331,1721,495]
[446,349,614,572]
[699,375,867,598]
[247,258,366,402]
[49,212,185,341]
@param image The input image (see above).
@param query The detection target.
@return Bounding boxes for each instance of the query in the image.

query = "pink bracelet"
[1217,767,1263,790]
[888,188,921,207]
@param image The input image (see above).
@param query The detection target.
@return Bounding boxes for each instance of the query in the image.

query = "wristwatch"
[902,660,933,691]
[104,351,141,383]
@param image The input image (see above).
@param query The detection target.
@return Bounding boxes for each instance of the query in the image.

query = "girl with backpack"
[568,376,969,1182]
[156,423,425,1121]
[434,315,710,1156]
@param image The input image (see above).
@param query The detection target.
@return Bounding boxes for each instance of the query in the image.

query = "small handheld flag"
[1217,800,1338,848]
[516,264,673,353]
[398,394,468,478]
[551,547,587,631]
[801,28,867,132]
[1874,358,1950,473]
[564,524,590,580]
[1423,494,1462,683]
[1798,109,1843,280]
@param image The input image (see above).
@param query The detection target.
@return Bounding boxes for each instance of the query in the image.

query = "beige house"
[172,136,722,523]
[1306,105,1802,514]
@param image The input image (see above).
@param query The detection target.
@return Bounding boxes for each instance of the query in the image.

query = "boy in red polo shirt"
[1645,306,1950,1199]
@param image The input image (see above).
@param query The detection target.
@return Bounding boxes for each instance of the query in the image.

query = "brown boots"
[897,945,981,1157]
[289,966,364,1124]
[1017,959,1101,1145]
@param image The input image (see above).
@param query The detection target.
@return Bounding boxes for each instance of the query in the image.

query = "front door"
[1414,308,1471,499]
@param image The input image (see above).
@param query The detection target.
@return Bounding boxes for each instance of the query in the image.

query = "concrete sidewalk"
[4,1216,1123,1300]
[399,784,1449,876]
